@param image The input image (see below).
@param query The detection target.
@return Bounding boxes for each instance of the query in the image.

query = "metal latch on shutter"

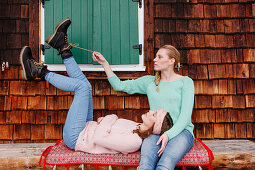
[41,0,50,8]
[133,44,142,55]
[132,0,142,8]
[40,44,51,55]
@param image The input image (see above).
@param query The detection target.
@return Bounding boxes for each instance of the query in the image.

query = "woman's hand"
[97,117,104,124]
[92,51,114,78]
[92,52,108,66]
[156,133,169,157]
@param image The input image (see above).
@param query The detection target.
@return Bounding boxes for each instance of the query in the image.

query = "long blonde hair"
[155,45,181,92]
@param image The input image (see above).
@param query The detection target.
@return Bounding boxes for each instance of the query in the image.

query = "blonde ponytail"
[155,71,161,92]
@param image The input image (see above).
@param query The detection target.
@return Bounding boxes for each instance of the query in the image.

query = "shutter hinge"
[41,0,50,8]
[132,0,142,8]
[40,44,51,55]
[133,44,142,55]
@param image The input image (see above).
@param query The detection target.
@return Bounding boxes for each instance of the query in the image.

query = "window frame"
[35,0,154,79]
[40,0,145,71]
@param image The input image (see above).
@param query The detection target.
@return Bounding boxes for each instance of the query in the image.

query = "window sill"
[47,64,146,72]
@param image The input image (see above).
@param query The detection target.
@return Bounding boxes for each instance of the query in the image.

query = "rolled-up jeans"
[45,57,93,149]
[138,130,194,170]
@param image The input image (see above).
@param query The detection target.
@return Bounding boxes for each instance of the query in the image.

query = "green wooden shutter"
[44,0,139,65]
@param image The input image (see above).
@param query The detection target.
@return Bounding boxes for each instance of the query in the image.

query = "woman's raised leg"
[45,72,92,149]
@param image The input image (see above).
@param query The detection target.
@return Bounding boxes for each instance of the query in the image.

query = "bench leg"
[182,166,186,170]
[208,164,213,170]
[95,165,98,170]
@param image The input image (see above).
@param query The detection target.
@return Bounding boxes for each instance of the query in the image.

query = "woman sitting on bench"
[20,18,173,154]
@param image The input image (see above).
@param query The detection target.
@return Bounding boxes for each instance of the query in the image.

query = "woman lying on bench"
[20,18,173,154]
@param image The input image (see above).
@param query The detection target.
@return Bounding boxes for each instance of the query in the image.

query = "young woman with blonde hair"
[93,45,195,169]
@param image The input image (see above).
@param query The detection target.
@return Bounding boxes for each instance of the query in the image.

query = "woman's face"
[141,110,157,128]
[153,48,175,71]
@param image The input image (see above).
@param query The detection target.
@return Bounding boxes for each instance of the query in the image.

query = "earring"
[175,62,181,71]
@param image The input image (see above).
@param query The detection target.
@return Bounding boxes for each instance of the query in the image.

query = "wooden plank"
[94,80,111,96]
[232,95,245,109]
[229,109,239,122]
[203,80,214,95]
[22,111,35,124]
[192,109,215,123]
[224,123,235,139]
[227,79,236,95]
[194,95,211,109]
[212,80,219,94]
[110,0,121,64]
[204,4,216,18]
[243,49,255,62]
[4,96,11,111]
[196,65,208,79]
[45,124,62,139]
[243,79,255,94]
[212,95,233,108]
[10,81,23,95]
[216,109,230,123]
[47,111,58,124]
[208,64,226,79]
[236,64,249,78]
[35,111,47,124]
[194,80,203,94]
[45,82,57,95]
[6,111,21,124]
[11,96,27,110]
[139,96,150,109]
[247,123,255,138]
[214,123,225,138]
[187,49,200,64]
[0,112,5,124]
[29,0,39,61]
[117,110,133,120]
[92,96,105,110]
[125,96,140,109]
[0,125,13,140]
[218,79,227,94]
[31,125,45,140]
[235,123,247,138]
[27,96,46,110]
[194,34,205,47]
[21,5,28,18]
[58,111,68,124]
[245,95,255,108]
[13,124,31,140]
[105,96,124,110]
[0,81,9,95]
[195,124,214,139]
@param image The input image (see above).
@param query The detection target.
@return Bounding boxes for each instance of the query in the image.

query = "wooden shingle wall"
[154,0,255,139]
[0,0,254,143]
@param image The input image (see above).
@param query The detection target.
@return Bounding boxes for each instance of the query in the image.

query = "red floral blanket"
[39,138,214,169]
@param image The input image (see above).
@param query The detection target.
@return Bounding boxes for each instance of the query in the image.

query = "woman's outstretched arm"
[92,51,154,94]
[92,52,114,78]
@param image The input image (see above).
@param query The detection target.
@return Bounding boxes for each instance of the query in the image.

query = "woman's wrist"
[102,61,110,68]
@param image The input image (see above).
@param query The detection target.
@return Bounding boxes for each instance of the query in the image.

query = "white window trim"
[40,1,145,72]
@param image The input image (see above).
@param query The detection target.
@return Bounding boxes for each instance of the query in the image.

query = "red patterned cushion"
[40,138,213,168]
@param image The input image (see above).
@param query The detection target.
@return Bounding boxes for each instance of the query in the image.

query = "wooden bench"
[39,138,214,170]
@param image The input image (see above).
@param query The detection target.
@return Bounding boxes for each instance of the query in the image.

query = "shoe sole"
[20,46,29,80]
[45,18,70,45]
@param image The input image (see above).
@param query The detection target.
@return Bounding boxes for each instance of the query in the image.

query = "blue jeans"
[138,130,194,170]
[45,57,93,150]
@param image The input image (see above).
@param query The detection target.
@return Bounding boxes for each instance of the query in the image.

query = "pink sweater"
[75,114,142,154]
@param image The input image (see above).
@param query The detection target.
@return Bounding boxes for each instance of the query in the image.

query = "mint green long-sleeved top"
[108,74,195,140]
